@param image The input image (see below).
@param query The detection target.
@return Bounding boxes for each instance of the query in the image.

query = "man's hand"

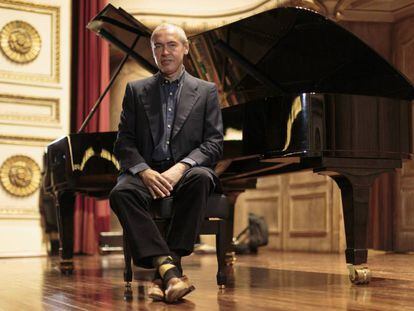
[161,163,189,188]
[139,168,173,199]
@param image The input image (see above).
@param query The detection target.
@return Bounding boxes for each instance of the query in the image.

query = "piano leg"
[55,191,75,274]
[318,166,394,285]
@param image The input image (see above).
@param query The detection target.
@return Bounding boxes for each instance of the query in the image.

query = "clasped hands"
[138,163,189,199]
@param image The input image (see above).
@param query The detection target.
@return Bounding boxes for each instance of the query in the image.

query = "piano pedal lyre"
[347,264,371,285]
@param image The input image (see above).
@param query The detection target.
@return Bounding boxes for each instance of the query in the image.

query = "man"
[109,23,223,303]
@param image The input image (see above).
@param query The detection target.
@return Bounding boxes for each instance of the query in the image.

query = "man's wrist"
[138,168,150,178]
[177,162,190,172]
[180,157,196,168]
[129,163,150,176]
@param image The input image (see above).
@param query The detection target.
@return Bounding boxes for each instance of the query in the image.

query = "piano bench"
[122,193,232,299]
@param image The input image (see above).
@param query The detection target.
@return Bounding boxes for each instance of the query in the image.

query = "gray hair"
[150,23,188,46]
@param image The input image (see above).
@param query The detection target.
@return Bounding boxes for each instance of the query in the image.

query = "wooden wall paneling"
[392,16,414,251]
[331,176,346,253]
[283,172,335,252]
[244,176,283,250]
[240,170,344,253]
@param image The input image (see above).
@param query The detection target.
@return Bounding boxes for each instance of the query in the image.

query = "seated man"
[109,23,223,303]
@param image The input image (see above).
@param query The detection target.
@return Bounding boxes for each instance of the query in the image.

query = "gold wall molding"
[0,94,60,127]
[0,0,60,85]
[0,154,41,197]
[0,134,55,146]
[0,207,40,219]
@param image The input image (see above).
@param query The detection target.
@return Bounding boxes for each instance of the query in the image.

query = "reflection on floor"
[1,249,414,310]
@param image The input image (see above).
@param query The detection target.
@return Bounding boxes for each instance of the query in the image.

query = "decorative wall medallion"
[0,20,41,63]
[0,155,41,197]
[0,1,60,84]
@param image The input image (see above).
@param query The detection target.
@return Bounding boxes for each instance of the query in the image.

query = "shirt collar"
[160,66,185,85]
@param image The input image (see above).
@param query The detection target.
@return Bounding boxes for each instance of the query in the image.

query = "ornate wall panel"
[0,0,71,257]
[0,0,60,85]
[0,94,60,127]
[0,142,45,256]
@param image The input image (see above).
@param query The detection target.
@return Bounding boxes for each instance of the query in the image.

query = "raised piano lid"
[89,5,414,106]
[187,7,414,106]
[87,3,157,73]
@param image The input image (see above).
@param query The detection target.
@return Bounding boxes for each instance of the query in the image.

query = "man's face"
[151,28,188,77]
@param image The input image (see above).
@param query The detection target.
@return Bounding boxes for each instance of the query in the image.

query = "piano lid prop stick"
[78,35,139,133]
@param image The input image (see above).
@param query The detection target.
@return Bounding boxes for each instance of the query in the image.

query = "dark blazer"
[114,71,224,173]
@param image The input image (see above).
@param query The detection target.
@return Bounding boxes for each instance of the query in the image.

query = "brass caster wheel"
[347,264,371,285]
[218,284,226,289]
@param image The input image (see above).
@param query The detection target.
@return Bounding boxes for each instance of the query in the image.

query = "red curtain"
[72,0,110,254]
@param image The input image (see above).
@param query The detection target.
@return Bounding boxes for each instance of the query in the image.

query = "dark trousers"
[109,163,217,268]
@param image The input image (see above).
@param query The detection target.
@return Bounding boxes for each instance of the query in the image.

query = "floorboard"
[0,249,414,310]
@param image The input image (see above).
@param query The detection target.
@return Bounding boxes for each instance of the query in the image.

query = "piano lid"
[186,7,414,105]
[89,5,414,106]
[87,3,157,73]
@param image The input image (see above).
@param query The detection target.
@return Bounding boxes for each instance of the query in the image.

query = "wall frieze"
[0,94,60,127]
[0,207,40,219]
[0,134,55,146]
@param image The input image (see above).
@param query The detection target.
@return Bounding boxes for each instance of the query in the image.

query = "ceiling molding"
[392,3,414,22]
[109,0,414,35]
[332,0,414,22]
[128,0,274,18]
[128,0,286,34]
[119,0,327,34]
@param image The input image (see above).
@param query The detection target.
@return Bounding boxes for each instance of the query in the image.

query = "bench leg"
[216,220,228,288]
[123,232,133,301]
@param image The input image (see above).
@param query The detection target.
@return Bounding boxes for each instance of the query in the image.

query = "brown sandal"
[148,278,164,301]
[164,275,195,303]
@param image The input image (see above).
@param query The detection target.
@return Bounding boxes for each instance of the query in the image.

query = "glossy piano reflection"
[44,4,414,282]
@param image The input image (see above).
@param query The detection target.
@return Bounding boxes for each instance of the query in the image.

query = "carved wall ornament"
[0,20,41,63]
[0,155,41,197]
[0,0,60,84]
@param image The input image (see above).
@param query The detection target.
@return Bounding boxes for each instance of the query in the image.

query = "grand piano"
[43,4,414,284]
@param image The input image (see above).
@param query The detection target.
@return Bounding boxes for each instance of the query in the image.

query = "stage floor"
[1,249,414,310]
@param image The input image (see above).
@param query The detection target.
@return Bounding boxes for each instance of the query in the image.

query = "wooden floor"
[1,249,414,310]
